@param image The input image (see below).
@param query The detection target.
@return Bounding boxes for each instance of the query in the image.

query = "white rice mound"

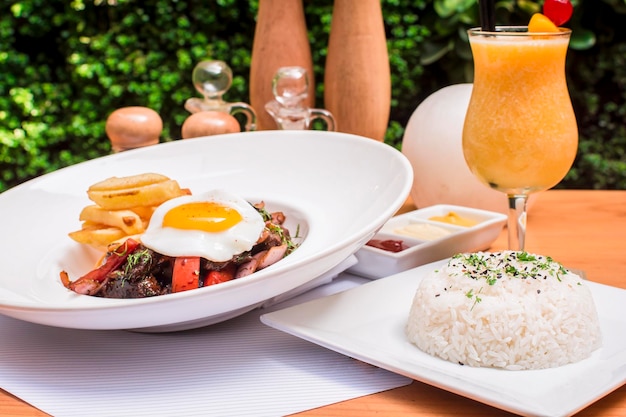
[405,251,602,370]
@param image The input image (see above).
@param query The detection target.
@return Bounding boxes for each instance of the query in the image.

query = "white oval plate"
[0,130,412,331]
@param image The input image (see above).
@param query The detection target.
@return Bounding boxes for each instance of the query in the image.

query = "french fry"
[87,179,185,210]
[79,205,145,235]
[68,224,127,250]
[128,205,158,221]
[70,173,190,251]
[80,220,104,229]
[88,173,170,192]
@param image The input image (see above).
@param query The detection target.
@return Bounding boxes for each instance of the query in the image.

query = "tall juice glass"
[463,27,578,250]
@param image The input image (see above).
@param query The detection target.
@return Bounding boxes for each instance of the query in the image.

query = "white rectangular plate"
[261,261,626,417]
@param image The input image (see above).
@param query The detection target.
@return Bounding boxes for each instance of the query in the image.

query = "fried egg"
[140,190,265,262]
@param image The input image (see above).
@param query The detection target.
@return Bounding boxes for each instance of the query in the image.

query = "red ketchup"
[366,239,408,253]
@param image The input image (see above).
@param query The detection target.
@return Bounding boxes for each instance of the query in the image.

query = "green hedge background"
[1,0,625,192]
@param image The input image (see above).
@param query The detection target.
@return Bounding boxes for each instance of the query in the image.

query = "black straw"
[479,0,495,31]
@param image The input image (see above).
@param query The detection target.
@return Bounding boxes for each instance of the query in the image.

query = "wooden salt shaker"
[105,106,162,152]
[324,0,391,141]
[249,0,315,130]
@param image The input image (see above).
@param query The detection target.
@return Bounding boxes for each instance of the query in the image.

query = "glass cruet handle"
[226,102,257,132]
[308,108,336,131]
[184,60,257,131]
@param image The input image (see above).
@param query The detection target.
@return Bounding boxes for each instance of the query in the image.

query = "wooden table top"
[2,189,625,417]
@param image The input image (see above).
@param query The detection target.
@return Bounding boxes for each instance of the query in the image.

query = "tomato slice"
[172,257,201,293]
[65,238,141,290]
[203,263,236,286]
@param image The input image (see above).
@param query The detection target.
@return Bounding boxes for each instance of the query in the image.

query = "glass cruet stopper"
[184,60,257,131]
[265,66,336,131]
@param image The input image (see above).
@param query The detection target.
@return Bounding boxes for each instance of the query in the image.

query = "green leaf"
[570,29,596,50]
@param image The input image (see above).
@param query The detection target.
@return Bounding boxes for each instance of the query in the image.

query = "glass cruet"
[184,60,257,131]
[264,66,336,131]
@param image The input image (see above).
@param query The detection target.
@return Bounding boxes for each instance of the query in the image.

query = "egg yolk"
[162,202,243,233]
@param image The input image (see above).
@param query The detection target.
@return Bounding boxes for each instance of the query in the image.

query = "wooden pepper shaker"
[249,0,315,130]
[324,0,391,141]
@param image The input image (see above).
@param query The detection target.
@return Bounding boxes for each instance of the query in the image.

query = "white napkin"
[0,261,411,417]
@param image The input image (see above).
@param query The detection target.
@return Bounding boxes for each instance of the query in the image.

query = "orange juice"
[462,28,578,195]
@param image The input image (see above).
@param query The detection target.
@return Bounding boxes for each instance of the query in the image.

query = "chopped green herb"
[516,252,537,262]
[465,288,483,310]
[124,248,152,275]
[448,251,575,311]
[254,205,273,222]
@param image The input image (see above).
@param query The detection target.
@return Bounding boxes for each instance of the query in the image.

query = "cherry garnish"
[543,0,573,26]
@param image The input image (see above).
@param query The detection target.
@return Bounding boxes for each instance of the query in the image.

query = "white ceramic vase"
[401,84,509,214]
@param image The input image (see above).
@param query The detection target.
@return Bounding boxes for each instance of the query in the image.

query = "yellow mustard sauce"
[393,223,452,241]
[428,211,478,227]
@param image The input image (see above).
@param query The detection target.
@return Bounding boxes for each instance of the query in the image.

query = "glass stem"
[507,194,528,251]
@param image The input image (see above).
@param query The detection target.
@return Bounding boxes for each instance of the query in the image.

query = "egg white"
[140,190,265,262]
